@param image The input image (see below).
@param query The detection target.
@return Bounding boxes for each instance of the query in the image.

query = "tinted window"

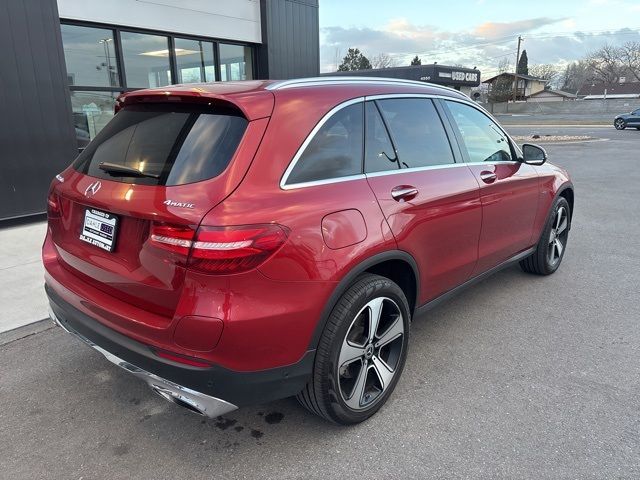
[365,102,399,173]
[120,32,172,88]
[73,105,248,186]
[376,99,455,168]
[175,38,216,83]
[445,101,513,163]
[219,44,254,81]
[61,25,119,87]
[286,103,363,185]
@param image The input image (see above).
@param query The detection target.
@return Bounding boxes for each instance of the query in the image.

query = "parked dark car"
[44,77,574,425]
[614,108,640,130]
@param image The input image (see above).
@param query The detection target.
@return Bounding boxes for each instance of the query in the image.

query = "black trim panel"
[46,284,313,407]
[414,246,535,317]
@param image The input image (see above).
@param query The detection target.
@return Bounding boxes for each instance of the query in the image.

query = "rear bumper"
[46,284,314,414]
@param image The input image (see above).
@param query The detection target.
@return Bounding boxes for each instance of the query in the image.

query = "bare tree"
[587,44,624,84]
[497,57,510,74]
[619,41,640,82]
[560,60,593,93]
[371,53,398,69]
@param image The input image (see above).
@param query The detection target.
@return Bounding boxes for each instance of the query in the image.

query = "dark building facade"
[329,64,481,94]
[1,0,319,220]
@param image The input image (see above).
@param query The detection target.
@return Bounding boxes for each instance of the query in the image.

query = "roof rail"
[266,76,466,96]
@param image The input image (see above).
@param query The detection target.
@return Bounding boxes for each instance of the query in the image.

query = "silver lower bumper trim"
[49,306,238,418]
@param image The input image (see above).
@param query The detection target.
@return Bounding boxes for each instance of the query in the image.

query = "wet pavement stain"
[264,412,284,424]
[234,425,244,432]
[214,417,237,430]
[112,444,130,456]
[250,429,264,439]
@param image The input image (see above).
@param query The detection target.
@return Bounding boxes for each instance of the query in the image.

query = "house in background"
[577,81,640,100]
[483,72,548,101]
[527,89,577,102]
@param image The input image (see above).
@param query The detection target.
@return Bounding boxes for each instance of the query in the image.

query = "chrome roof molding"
[266,76,467,97]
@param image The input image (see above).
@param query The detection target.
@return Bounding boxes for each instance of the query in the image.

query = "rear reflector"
[149,222,289,274]
[155,349,212,368]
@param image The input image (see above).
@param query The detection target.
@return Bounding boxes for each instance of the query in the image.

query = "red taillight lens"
[47,192,61,218]
[149,223,195,256]
[148,223,289,274]
[190,224,289,274]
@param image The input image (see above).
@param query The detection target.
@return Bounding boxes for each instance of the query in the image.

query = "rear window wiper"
[98,162,160,179]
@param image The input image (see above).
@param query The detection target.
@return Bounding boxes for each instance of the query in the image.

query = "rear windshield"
[73,104,248,186]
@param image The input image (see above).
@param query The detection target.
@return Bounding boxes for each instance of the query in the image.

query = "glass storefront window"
[219,44,253,81]
[121,32,172,88]
[70,91,119,148]
[61,25,119,87]
[175,38,216,83]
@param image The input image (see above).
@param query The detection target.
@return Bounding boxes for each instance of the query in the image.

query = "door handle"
[479,171,497,183]
[391,185,418,201]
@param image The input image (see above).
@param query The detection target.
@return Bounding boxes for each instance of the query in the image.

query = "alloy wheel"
[337,297,404,410]
[615,119,625,130]
[548,205,569,266]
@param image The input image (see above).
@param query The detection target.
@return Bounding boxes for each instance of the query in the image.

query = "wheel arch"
[557,183,574,221]
[307,250,419,350]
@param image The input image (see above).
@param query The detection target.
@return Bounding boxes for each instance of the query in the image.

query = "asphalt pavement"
[1,126,639,479]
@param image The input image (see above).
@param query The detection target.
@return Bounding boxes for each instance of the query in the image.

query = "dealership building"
[1,0,319,220]
[330,64,481,96]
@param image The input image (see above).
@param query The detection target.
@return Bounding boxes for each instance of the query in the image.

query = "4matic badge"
[163,199,195,209]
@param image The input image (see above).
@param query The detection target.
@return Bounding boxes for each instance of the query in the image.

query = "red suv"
[44,77,573,424]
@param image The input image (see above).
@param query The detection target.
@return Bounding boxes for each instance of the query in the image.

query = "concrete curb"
[0,318,54,346]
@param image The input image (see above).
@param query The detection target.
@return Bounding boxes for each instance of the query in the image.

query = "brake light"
[189,225,289,274]
[149,223,194,256]
[148,223,289,274]
[47,192,62,218]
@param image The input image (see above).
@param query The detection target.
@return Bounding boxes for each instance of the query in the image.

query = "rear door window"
[285,102,363,185]
[73,104,248,186]
[365,101,399,173]
[376,98,455,169]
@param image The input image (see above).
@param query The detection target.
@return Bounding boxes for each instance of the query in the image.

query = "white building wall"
[57,0,262,44]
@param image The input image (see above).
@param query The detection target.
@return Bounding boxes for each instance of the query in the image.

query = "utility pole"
[513,36,523,103]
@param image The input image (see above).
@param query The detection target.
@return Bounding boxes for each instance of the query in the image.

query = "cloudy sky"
[319,0,640,77]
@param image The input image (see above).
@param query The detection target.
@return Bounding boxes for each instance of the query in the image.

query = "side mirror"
[521,143,547,165]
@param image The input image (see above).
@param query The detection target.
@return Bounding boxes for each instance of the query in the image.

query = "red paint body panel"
[43,80,573,380]
[366,167,483,303]
[465,162,541,274]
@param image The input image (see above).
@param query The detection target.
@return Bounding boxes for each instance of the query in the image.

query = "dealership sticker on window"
[80,208,118,252]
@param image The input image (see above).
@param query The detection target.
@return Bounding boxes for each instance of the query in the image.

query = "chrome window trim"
[365,162,467,178]
[280,93,523,191]
[280,97,365,190]
[281,174,367,190]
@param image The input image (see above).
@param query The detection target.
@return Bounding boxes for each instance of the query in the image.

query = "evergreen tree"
[410,55,422,66]
[517,50,529,75]
[337,48,372,71]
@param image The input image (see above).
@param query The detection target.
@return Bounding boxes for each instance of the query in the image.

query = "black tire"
[297,273,411,425]
[520,196,571,275]
[636,127,640,130]
[614,119,626,130]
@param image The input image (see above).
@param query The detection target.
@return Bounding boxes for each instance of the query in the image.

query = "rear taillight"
[47,192,62,218]
[149,223,194,256]
[149,222,289,274]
